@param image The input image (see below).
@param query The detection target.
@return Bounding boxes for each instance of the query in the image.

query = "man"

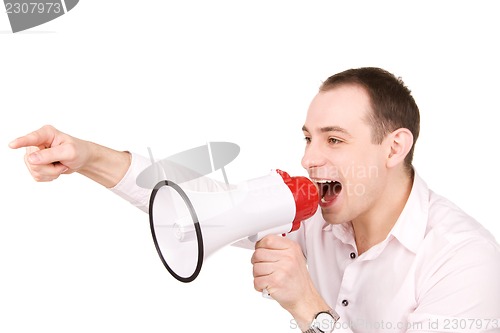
[9,67,500,332]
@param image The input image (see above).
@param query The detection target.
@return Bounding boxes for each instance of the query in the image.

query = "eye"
[328,137,342,145]
[304,136,311,144]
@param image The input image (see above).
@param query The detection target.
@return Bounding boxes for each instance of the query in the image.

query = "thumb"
[25,146,41,163]
[25,144,70,165]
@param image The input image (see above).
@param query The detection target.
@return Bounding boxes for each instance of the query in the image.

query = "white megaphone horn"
[149,169,319,283]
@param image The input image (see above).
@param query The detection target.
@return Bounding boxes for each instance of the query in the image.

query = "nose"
[301,143,326,170]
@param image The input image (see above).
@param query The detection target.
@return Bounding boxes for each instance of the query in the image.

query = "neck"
[352,170,413,255]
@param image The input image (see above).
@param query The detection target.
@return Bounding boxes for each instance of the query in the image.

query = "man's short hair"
[320,67,420,172]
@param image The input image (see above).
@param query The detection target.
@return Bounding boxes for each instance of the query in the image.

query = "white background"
[1,1,499,332]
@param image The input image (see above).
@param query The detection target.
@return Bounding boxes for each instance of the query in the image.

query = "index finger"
[8,125,56,149]
[255,234,290,250]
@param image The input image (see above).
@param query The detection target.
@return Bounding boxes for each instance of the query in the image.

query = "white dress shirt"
[290,172,500,332]
[111,153,500,332]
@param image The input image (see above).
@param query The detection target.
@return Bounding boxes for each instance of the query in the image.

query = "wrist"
[289,295,331,331]
[79,143,131,188]
[303,309,340,333]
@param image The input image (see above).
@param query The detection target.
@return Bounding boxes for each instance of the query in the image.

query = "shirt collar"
[323,171,429,254]
[323,219,357,248]
[389,171,429,254]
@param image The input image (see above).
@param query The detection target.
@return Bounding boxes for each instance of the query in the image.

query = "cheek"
[342,174,378,199]
[340,153,386,195]
[354,145,386,177]
[338,149,382,178]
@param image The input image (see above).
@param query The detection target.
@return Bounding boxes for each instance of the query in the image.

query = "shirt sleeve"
[108,152,152,213]
[108,152,236,214]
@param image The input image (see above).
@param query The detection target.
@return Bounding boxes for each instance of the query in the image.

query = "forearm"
[78,142,131,188]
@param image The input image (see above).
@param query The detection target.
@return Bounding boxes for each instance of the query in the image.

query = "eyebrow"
[302,125,352,137]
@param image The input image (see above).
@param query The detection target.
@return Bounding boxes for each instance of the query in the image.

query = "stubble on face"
[302,85,388,226]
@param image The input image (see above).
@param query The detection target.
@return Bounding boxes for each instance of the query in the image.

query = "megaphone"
[149,169,319,283]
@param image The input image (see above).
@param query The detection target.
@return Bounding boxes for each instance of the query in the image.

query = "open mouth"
[316,179,342,204]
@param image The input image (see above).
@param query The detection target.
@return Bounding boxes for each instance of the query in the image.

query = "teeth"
[315,179,335,184]
[316,179,341,204]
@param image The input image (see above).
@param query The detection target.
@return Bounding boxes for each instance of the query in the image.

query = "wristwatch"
[303,309,340,333]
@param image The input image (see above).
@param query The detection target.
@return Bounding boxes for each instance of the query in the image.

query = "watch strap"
[303,309,340,333]
[303,329,319,333]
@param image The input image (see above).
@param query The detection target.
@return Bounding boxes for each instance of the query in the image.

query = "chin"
[320,209,347,225]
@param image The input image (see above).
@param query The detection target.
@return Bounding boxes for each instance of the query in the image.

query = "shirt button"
[350,252,356,259]
[342,300,349,306]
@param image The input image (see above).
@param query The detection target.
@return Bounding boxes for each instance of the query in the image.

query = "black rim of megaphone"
[149,180,204,283]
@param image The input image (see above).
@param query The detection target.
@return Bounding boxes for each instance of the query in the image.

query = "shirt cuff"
[108,152,151,213]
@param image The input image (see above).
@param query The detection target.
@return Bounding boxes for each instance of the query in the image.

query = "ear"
[386,128,413,169]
